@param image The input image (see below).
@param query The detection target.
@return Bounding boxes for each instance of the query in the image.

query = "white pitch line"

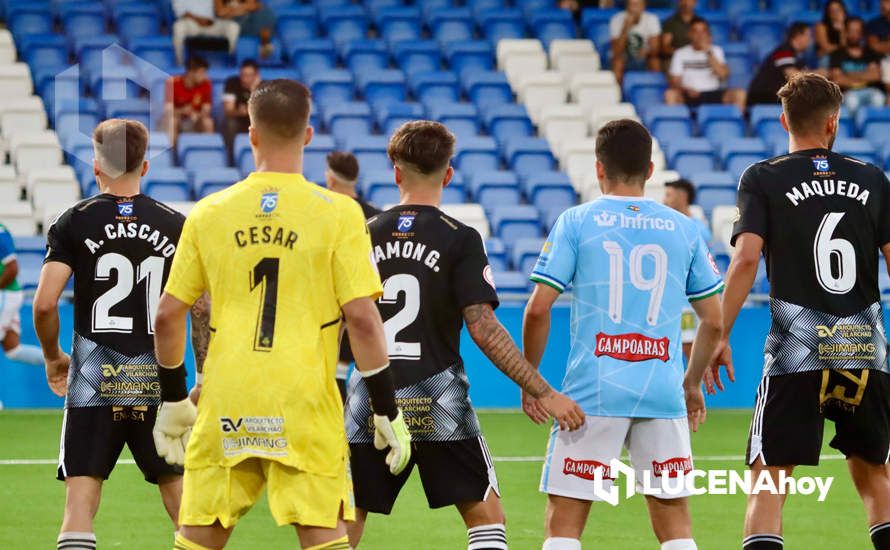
[0,455,849,466]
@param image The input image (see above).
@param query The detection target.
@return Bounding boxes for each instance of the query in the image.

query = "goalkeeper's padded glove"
[153,398,197,466]
[373,409,411,475]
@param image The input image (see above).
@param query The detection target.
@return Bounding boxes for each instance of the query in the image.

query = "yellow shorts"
[179,457,355,529]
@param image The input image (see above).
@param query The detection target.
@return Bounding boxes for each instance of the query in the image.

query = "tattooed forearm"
[189,292,211,374]
[463,303,553,398]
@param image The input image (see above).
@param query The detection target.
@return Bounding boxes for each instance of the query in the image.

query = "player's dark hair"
[92,118,148,176]
[248,79,312,142]
[777,72,843,136]
[388,120,455,175]
[689,16,709,31]
[595,119,652,185]
[241,58,259,71]
[666,179,696,204]
[327,151,359,182]
[186,55,208,71]
[846,15,864,29]
[787,21,811,41]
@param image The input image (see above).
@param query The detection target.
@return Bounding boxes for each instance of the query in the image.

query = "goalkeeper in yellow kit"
[150,79,411,550]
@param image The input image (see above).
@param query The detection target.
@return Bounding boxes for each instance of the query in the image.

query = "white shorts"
[0,290,22,340]
[540,416,693,501]
[680,306,697,344]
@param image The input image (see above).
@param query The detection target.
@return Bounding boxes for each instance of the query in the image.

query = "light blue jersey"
[530,196,724,418]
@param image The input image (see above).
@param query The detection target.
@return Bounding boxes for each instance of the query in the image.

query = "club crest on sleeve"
[397,215,415,232]
[261,192,278,213]
[483,265,496,290]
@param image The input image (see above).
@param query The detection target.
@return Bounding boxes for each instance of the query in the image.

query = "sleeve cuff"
[530,272,567,293]
[164,285,202,307]
[688,281,725,301]
[1,253,16,265]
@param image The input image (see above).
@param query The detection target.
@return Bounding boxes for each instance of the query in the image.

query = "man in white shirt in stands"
[609,0,662,83]
[665,17,746,109]
[171,0,240,65]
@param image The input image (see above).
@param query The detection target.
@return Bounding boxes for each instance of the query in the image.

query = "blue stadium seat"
[323,102,373,141]
[479,9,526,44]
[360,170,395,196]
[769,0,814,19]
[16,248,45,289]
[20,34,68,68]
[524,172,576,212]
[490,205,542,247]
[623,71,668,112]
[838,108,855,139]
[468,170,522,209]
[14,236,46,254]
[713,252,731,276]
[75,34,118,74]
[306,70,355,109]
[54,99,100,140]
[367,184,400,206]
[410,71,460,106]
[504,138,556,180]
[418,0,454,19]
[445,41,495,76]
[455,137,501,175]
[856,107,890,147]
[130,37,177,70]
[512,238,545,276]
[485,237,509,271]
[304,134,338,182]
[237,36,284,67]
[471,0,508,17]
[716,0,761,19]
[105,99,151,129]
[319,5,370,47]
[113,4,161,47]
[666,138,716,177]
[147,183,192,203]
[719,138,768,180]
[749,104,785,142]
[484,104,534,145]
[392,41,441,75]
[528,9,576,47]
[234,133,252,171]
[690,171,736,189]
[462,71,512,111]
[9,6,53,42]
[192,168,242,198]
[60,3,106,43]
[492,271,529,293]
[697,187,737,218]
[289,39,337,74]
[375,102,426,135]
[581,8,620,51]
[144,168,191,202]
[366,0,404,18]
[517,0,555,16]
[644,105,693,144]
[342,39,390,76]
[834,138,879,166]
[697,104,746,143]
[376,7,422,44]
[429,8,475,44]
[737,14,785,51]
[442,173,466,204]
[148,133,174,169]
[89,66,141,101]
[276,6,319,45]
[429,102,480,140]
[177,134,227,172]
[356,70,407,111]
[696,11,732,45]
[346,135,392,172]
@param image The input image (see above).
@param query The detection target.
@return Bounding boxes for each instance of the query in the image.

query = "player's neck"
[99,178,140,197]
[399,189,440,208]
[329,182,357,198]
[788,134,831,153]
[254,149,304,175]
[602,183,645,198]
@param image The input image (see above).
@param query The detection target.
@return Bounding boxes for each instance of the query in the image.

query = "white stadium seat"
[504,51,549,90]
[41,201,79,234]
[540,104,588,153]
[517,71,567,124]
[10,131,63,176]
[589,102,639,133]
[0,200,36,235]
[0,31,16,65]
[496,39,545,70]
[1,97,48,138]
[165,201,197,217]
[0,165,20,204]
[711,205,738,251]
[648,170,681,187]
[549,39,600,74]
[0,63,33,101]
[440,203,490,239]
[571,72,621,115]
[561,139,597,189]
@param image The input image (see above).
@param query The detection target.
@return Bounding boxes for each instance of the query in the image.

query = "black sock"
[871,522,890,549]
[742,534,783,550]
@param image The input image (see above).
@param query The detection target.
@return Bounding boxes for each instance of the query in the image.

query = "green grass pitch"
[0,409,872,549]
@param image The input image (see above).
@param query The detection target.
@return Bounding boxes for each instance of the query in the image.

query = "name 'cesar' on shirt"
[785,179,870,206]
[234,224,298,250]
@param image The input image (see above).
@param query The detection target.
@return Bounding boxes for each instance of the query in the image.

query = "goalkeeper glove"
[373,409,411,475]
[153,398,197,466]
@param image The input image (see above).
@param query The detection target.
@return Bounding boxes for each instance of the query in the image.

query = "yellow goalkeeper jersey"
[164,171,382,475]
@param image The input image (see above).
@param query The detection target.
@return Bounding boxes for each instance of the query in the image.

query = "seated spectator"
[815,0,848,65]
[164,56,214,144]
[665,18,746,109]
[830,17,886,115]
[172,0,240,65]
[866,0,890,90]
[216,0,277,59]
[660,0,699,69]
[748,22,817,107]
[609,0,661,83]
[222,59,261,163]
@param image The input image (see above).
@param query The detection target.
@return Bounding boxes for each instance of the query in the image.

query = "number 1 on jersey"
[250,257,280,351]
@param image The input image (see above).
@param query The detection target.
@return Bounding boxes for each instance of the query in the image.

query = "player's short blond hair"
[387,120,455,175]
[92,118,148,178]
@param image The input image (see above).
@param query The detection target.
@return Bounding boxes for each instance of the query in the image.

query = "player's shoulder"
[137,195,186,224]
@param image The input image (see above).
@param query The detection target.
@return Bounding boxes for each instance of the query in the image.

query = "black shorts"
[747,369,890,466]
[57,406,183,483]
[350,436,498,514]
[686,89,726,106]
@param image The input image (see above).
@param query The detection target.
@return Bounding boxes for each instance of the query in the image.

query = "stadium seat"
[697,11,733,45]
[834,138,879,166]
[0,63,33,102]
[445,41,496,76]
[856,107,890,147]
[20,34,68,68]
[11,131,63,177]
[720,0,763,20]
[376,102,426,136]
[504,137,556,180]
[720,138,768,180]
[441,203,491,238]
[497,39,544,71]
[485,237,509,271]
[304,134,337,182]
[59,3,106,43]
[561,139,597,189]
[376,7,422,44]
[711,205,738,251]
[177,134,226,172]
[480,10,527,44]
[319,5,370,47]
[697,105,746,143]
[490,205,542,247]
[485,104,534,145]
[323,102,373,142]
[192,168,242,198]
[524,172,576,212]
[276,6,319,45]
[492,270,530,293]
[0,98,47,138]
[0,165,20,204]
[392,41,442,75]
[580,8,620,54]
[130,37,177,70]
[666,138,716,178]
[417,0,454,19]
[737,14,785,51]
[356,70,407,111]
[750,104,785,143]
[517,71,566,124]
[468,171,522,210]
[148,133,174,169]
[9,6,53,42]
[441,173,466,204]
[540,104,588,153]
[342,39,390,76]
[429,8,475,45]
[104,99,151,130]
[429,102,480,140]
[463,72,513,112]
[0,200,36,236]
[644,105,694,144]
[690,171,736,189]
[289,39,337,74]
[409,71,460,107]
[697,187,737,218]
[89,66,140,101]
[511,237,545,275]
[455,137,501,175]
[570,71,621,115]
[549,39,600,75]
[529,9,576,47]
[306,70,355,109]
[589,103,639,133]
[144,168,191,202]
[504,50,548,90]
[346,135,391,172]
[114,5,161,47]
[623,72,668,111]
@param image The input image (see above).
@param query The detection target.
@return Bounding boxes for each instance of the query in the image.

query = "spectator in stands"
[165,56,214,145]
[815,0,848,65]
[609,0,661,83]
[829,17,886,115]
[866,0,890,90]
[216,0,277,59]
[664,18,746,109]
[660,0,698,68]
[747,22,817,106]
[172,0,240,65]
[222,59,261,163]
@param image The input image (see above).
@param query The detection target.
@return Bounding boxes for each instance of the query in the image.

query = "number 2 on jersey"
[250,257,280,351]
[379,274,421,360]
[603,241,667,326]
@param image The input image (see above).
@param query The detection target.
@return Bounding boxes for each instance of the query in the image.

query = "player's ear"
[303,125,313,147]
[779,112,790,132]
[394,164,403,186]
[442,166,453,188]
[248,125,258,148]
[826,111,839,137]
[646,161,654,181]
[140,160,149,177]
[595,159,606,183]
[93,158,100,177]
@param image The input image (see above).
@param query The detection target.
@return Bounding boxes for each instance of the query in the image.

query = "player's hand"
[538,391,586,431]
[153,398,197,466]
[44,352,70,397]
[684,384,706,432]
[521,389,549,425]
[705,338,735,395]
[189,384,201,405]
[373,410,411,475]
